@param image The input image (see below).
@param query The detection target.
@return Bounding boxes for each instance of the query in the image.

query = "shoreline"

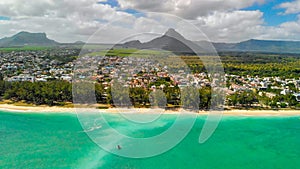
[0,104,76,113]
[0,104,300,116]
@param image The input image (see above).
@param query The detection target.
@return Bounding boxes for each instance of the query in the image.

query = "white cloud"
[0,0,135,42]
[278,0,300,14]
[118,0,264,19]
[194,10,264,42]
[257,15,300,40]
[1,0,300,43]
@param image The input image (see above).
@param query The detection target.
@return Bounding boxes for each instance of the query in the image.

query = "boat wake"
[82,125,102,133]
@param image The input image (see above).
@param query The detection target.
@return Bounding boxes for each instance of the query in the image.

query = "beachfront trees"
[181,86,199,110]
[227,90,258,108]
[111,82,131,107]
[237,90,258,108]
[228,93,238,107]
[273,94,298,108]
[1,81,72,105]
[95,83,106,103]
[199,87,211,109]
[0,78,297,110]
[257,93,271,108]
[149,90,167,108]
[164,86,180,106]
[129,87,149,107]
[0,81,6,97]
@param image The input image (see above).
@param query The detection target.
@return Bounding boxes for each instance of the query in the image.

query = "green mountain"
[0,31,58,47]
[121,29,300,54]
[2,30,300,54]
[122,28,210,54]
[212,39,300,53]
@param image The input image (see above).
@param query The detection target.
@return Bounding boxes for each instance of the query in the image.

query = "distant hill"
[120,29,300,54]
[121,28,211,54]
[2,30,300,54]
[0,31,58,47]
[212,39,300,53]
[74,41,85,45]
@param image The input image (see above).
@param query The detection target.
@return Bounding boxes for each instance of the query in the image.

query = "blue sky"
[243,0,298,26]
[99,0,143,17]
[99,0,119,7]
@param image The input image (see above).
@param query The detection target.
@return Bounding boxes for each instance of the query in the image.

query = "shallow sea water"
[1,111,300,169]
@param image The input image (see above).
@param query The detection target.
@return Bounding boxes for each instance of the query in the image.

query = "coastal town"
[0,48,77,82]
[0,49,300,109]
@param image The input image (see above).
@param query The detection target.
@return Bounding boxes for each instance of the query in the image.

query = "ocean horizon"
[1,110,300,169]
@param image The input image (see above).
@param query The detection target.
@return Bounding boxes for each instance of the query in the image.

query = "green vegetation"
[227,90,258,108]
[0,81,72,106]
[0,46,51,52]
[227,90,299,110]
[89,48,170,57]
[156,52,300,78]
[0,80,213,109]
[220,52,300,78]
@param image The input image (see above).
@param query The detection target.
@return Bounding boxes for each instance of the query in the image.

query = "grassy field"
[0,46,52,52]
[88,48,171,57]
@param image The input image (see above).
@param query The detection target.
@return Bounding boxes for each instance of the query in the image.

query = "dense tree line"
[0,81,72,106]
[107,83,213,109]
[1,79,298,109]
[166,54,300,78]
[224,61,300,78]
[0,80,214,109]
[220,52,300,78]
[227,90,300,109]
[227,90,258,108]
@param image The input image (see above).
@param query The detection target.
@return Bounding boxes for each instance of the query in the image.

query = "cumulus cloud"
[0,0,300,43]
[0,0,135,42]
[277,0,300,14]
[195,10,264,42]
[257,15,300,40]
[118,0,265,19]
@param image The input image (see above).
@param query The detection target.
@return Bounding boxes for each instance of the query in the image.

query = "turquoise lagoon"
[1,110,300,169]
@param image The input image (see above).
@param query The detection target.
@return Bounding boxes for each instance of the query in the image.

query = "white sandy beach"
[0,104,76,113]
[0,104,300,116]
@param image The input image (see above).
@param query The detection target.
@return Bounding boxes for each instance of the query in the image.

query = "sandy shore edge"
[0,104,300,116]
